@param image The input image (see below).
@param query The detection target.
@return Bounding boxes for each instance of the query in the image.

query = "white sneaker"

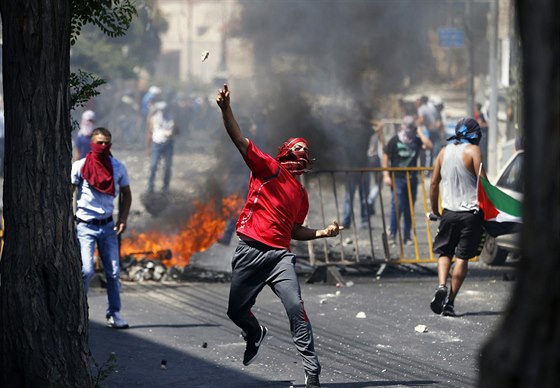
[107,312,129,329]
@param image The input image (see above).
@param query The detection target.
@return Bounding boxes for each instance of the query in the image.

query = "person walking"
[383,116,432,246]
[429,118,487,317]
[216,84,341,388]
[146,100,178,193]
[72,127,132,329]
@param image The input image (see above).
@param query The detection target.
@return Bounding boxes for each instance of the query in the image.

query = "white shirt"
[151,110,175,144]
[71,157,130,221]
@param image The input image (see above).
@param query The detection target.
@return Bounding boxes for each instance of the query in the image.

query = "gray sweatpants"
[227,239,321,376]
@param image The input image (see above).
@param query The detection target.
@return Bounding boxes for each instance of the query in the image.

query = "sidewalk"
[88,260,516,387]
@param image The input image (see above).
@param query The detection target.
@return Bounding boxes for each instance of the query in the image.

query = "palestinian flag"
[477,176,522,237]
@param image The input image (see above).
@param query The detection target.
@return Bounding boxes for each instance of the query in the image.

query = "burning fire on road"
[120,194,243,278]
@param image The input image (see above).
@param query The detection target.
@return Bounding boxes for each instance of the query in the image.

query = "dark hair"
[420,95,429,104]
[91,127,112,139]
[447,117,481,144]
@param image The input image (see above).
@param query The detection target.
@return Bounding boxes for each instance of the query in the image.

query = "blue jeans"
[389,175,418,241]
[342,172,370,227]
[428,131,442,167]
[148,140,174,192]
[77,221,122,316]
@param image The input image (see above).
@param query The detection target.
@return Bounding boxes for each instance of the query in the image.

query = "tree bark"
[0,1,92,386]
[479,0,560,387]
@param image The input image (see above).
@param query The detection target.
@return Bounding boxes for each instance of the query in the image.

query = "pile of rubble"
[118,247,232,283]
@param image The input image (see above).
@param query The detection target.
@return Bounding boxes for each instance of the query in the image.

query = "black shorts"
[433,210,484,259]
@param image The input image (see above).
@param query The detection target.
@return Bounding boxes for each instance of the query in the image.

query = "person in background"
[341,109,373,230]
[433,98,446,136]
[217,84,341,388]
[383,116,432,246]
[146,100,178,193]
[366,119,386,215]
[429,118,487,317]
[71,127,132,329]
[73,110,96,161]
[416,95,440,169]
[140,86,162,136]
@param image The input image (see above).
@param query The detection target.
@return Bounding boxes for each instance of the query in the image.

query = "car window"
[497,152,524,193]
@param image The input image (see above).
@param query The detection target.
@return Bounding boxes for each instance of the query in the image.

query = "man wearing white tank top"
[429,118,488,317]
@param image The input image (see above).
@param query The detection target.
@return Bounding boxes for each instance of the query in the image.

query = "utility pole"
[488,0,499,178]
[465,0,475,117]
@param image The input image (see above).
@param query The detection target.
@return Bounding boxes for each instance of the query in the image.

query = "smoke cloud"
[229,0,489,168]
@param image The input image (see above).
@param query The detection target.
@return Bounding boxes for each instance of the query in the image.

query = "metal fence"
[300,166,440,267]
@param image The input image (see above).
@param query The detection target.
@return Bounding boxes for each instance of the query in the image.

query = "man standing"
[216,84,340,388]
[72,127,132,329]
[341,111,373,230]
[429,118,487,317]
[383,116,432,246]
[416,95,441,168]
[146,100,177,193]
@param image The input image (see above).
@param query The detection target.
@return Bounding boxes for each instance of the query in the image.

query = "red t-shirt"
[236,141,309,249]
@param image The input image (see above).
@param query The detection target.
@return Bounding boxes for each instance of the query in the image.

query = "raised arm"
[216,84,249,156]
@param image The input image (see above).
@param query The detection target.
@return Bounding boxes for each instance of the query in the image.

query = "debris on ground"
[414,324,428,333]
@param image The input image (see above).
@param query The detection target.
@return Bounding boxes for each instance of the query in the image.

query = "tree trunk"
[0,1,92,386]
[479,0,560,387]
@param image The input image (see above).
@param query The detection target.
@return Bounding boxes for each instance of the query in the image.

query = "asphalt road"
[88,260,517,388]
[59,86,510,387]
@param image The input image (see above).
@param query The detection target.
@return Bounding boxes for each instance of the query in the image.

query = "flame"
[121,194,244,267]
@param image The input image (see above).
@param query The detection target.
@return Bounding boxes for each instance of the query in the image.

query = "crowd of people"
[69,84,492,388]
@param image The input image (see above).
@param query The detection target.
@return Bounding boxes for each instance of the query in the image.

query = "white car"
[479,150,524,265]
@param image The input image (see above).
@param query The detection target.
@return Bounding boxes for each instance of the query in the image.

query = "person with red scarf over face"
[216,85,341,388]
[71,127,132,329]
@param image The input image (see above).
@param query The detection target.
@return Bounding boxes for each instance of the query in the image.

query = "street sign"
[438,27,465,48]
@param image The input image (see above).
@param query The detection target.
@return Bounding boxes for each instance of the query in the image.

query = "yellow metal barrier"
[302,167,442,266]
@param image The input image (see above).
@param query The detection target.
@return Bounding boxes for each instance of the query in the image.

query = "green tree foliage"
[71,0,136,43]
[71,0,168,81]
[69,0,136,108]
[70,69,105,108]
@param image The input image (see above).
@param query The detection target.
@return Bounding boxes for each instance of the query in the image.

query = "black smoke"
[229,0,489,168]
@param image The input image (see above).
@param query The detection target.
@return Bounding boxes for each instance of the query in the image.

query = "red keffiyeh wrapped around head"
[276,137,311,175]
